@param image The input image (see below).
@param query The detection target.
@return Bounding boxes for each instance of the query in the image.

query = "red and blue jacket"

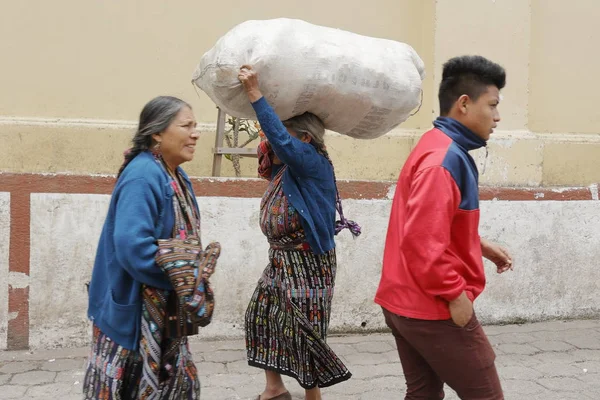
[375,117,487,320]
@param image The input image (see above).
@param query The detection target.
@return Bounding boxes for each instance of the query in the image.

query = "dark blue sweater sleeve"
[252,97,321,176]
[113,178,172,290]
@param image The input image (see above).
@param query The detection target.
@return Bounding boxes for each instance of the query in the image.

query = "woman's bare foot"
[259,370,289,399]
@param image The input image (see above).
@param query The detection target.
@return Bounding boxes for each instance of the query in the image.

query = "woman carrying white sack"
[238,65,361,400]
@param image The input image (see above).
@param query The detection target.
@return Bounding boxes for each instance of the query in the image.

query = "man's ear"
[457,94,470,115]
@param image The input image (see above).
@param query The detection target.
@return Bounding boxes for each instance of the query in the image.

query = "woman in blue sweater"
[84,96,202,399]
[239,66,360,400]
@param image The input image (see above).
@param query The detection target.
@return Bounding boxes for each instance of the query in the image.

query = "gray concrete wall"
[3,194,597,349]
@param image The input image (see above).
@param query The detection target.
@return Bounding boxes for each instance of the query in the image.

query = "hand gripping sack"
[192,18,425,139]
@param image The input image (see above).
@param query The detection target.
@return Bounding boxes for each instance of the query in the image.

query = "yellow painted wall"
[529,0,600,134]
[1,0,599,185]
[0,0,432,127]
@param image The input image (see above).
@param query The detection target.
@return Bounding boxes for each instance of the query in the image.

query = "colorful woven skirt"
[245,244,352,389]
[83,305,200,399]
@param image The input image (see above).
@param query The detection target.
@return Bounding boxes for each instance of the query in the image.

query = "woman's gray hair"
[118,96,191,177]
[282,112,325,150]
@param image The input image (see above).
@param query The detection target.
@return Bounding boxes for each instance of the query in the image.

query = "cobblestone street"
[1,320,599,399]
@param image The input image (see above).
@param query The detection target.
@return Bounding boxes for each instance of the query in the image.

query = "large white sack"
[192,18,425,139]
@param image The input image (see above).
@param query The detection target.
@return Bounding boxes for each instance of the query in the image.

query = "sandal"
[256,391,292,400]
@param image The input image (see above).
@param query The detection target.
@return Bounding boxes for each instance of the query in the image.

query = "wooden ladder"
[211,108,258,176]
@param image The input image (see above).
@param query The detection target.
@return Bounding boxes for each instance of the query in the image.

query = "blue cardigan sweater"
[87,151,199,350]
[252,97,337,254]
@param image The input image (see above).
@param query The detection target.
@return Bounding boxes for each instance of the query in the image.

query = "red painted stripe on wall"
[7,191,30,350]
[0,173,597,200]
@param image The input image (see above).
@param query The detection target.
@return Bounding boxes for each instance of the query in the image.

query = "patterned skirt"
[244,237,352,389]
[83,317,200,399]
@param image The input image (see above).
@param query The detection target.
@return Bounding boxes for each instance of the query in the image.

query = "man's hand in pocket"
[449,291,474,327]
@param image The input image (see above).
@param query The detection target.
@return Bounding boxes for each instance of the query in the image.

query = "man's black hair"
[438,55,506,115]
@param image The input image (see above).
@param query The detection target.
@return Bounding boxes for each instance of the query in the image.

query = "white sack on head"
[192,18,425,139]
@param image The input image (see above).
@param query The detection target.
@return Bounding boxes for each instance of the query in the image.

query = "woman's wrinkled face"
[153,106,198,169]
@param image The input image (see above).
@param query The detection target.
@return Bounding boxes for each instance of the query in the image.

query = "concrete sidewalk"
[0,320,599,399]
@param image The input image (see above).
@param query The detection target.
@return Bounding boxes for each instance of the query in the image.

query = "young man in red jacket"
[375,55,513,399]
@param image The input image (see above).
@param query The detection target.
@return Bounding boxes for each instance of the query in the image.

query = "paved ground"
[0,320,599,399]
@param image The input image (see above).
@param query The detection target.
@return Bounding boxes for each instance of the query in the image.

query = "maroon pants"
[382,307,503,400]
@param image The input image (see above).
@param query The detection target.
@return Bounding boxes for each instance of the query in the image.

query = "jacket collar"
[433,117,486,151]
[141,150,192,184]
